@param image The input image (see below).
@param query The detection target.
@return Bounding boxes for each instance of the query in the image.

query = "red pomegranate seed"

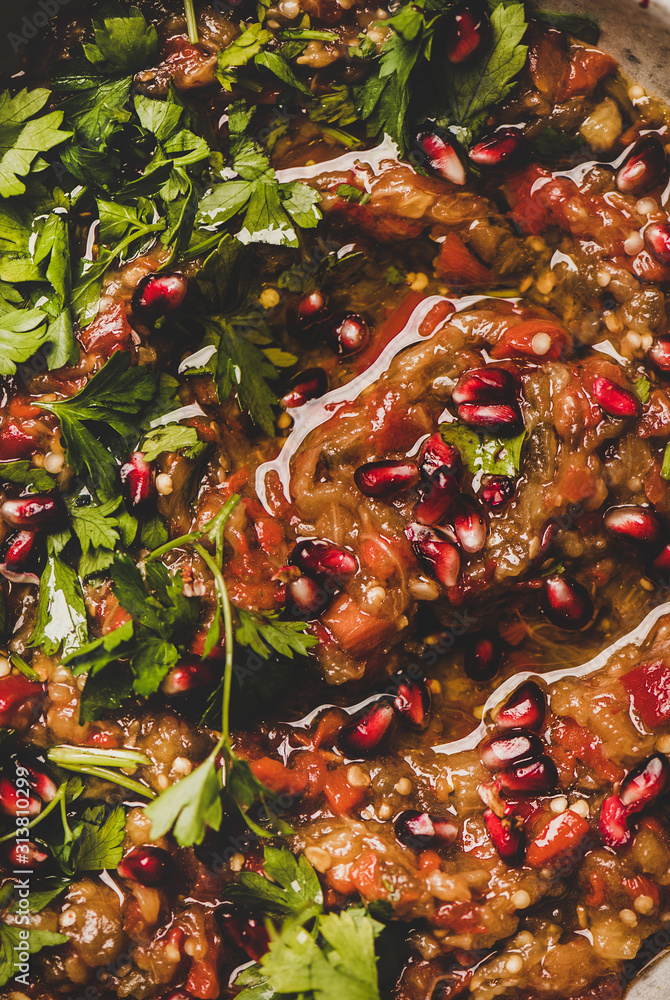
[332,314,369,355]
[24,763,57,803]
[484,808,525,865]
[219,908,270,963]
[464,632,502,682]
[161,663,216,696]
[117,845,173,886]
[453,507,487,553]
[419,433,462,478]
[496,756,558,796]
[445,3,490,63]
[619,753,670,812]
[480,729,544,771]
[281,368,329,408]
[538,575,593,631]
[338,699,396,757]
[458,403,523,436]
[416,132,466,185]
[616,134,666,194]
[4,839,49,869]
[452,367,517,406]
[599,793,631,848]
[414,470,459,525]
[649,543,670,578]
[0,675,45,729]
[591,376,640,418]
[286,574,329,619]
[392,672,431,730]
[395,810,458,850]
[480,475,514,508]
[0,776,41,817]
[469,127,524,167]
[119,452,154,507]
[648,338,670,372]
[0,530,42,585]
[354,459,420,498]
[412,532,460,587]
[495,681,546,732]
[0,421,39,461]
[294,289,329,333]
[132,272,188,317]
[1,496,60,530]
[603,505,663,548]
[645,220,670,263]
[290,539,358,585]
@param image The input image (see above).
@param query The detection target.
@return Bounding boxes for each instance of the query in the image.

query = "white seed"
[44,451,64,474]
[229,852,245,871]
[0,658,10,678]
[395,777,412,795]
[641,333,654,350]
[655,733,670,754]
[514,930,534,947]
[596,269,611,287]
[629,84,645,101]
[171,756,192,776]
[531,332,552,356]
[636,197,658,215]
[634,894,655,914]
[59,909,77,928]
[511,889,531,910]
[505,955,523,975]
[624,232,644,255]
[620,908,638,927]
[378,802,393,820]
[536,271,556,294]
[550,796,568,814]
[346,764,371,788]
[304,846,332,872]
[570,799,589,818]
[278,0,300,16]
[156,473,173,495]
[259,287,280,309]
[409,272,429,291]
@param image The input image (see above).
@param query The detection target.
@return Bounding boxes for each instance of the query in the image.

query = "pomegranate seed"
[616,135,666,194]
[648,338,670,372]
[603,505,663,548]
[480,475,514,508]
[392,672,431,730]
[1,495,61,530]
[0,776,41,817]
[649,543,670,578]
[117,845,173,886]
[497,756,558,796]
[445,2,490,63]
[480,729,544,771]
[338,699,396,757]
[416,132,466,185]
[286,574,330,619]
[132,272,188,317]
[452,367,517,406]
[599,794,631,848]
[331,314,369,355]
[354,459,420,498]
[419,433,462,478]
[161,663,216,695]
[464,632,502,682]
[458,403,523,436]
[469,127,524,168]
[162,993,194,1000]
[395,810,458,850]
[495,681,546,732]
[23,763,57,803]
[414,469,459,525]
[0,675,45,729]
[591,376,640,418]
[538,575,593,631]
[0,530,43,585]
[4,839,49,869]
[453,507,487,553]
[484,808,525,865]
[411,532,460,587]
[281,368,328,408]
[645,220,670,263]
[290,539,358,585]
[0,422,38,461]
[619,753,670,811]
[119,452,154,508]
[293,289,329,333]
[219,907,270,962]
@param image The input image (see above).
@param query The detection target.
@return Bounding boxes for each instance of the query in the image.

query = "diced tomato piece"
[350,849,386,899]
[78,300,135,356]
[558,46,616,101]
[320,595,396,657]
[622,874,661,909]
[419,299,456,338]
[0,675,44,730]
[418,850,442,872]
[621,660,670,728]
[584,871,606,907]
[435,233,492,286]
[290,751,328,799]
[326,863,356,895]
[323,767,367,815]
[550,717,624,783]
[253,516,283,553]
[186,957,220,1000]
[526,809,591,869]
[490,318,571,361]
[433,901,487,934]
[249,757,309,797]
[0,420,40,460]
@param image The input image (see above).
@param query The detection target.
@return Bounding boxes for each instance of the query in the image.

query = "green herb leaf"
[31,547,88,657]
[0,307,47,374]
[145,745,223,846]
[0,89,71,198]
[140,423,201,462]
[662,442,670,481]
[535,10,600,45]
[83,6,158,74]
[440,423,526,477]
[228,846,323,915]
[634,376,651,403]
[0,460,55,492]
[217,24,273,90]
[71,805,125,871]
[0,923,68,988]
[236,609,319,660]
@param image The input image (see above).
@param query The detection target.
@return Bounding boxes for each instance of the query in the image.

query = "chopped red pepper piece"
[323,767,367,815]
[526,809,591,869]
[620,660,670,728]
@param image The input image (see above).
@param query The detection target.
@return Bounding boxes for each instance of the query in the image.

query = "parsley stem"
[53,763,156,799]
[48,745,151,770]
[0,782,68,843]
[183,0,199,43]
[145,531,204,563]
[194,542,234,744]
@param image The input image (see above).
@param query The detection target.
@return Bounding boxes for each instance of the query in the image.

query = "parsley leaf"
[68,496,123,578]
[228,846,323,915]
[217,24,272,90]
[144,743,223,846]
[0,89,70,198]
[440,423,525,477]
[0,307,47,373]
[52,804,125,876]
[140,423,201,462]
[0,922,68,989]
[31,540,88,657]
[236,609,319,660]
[0,460,55,492]
[83,6,158,74]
